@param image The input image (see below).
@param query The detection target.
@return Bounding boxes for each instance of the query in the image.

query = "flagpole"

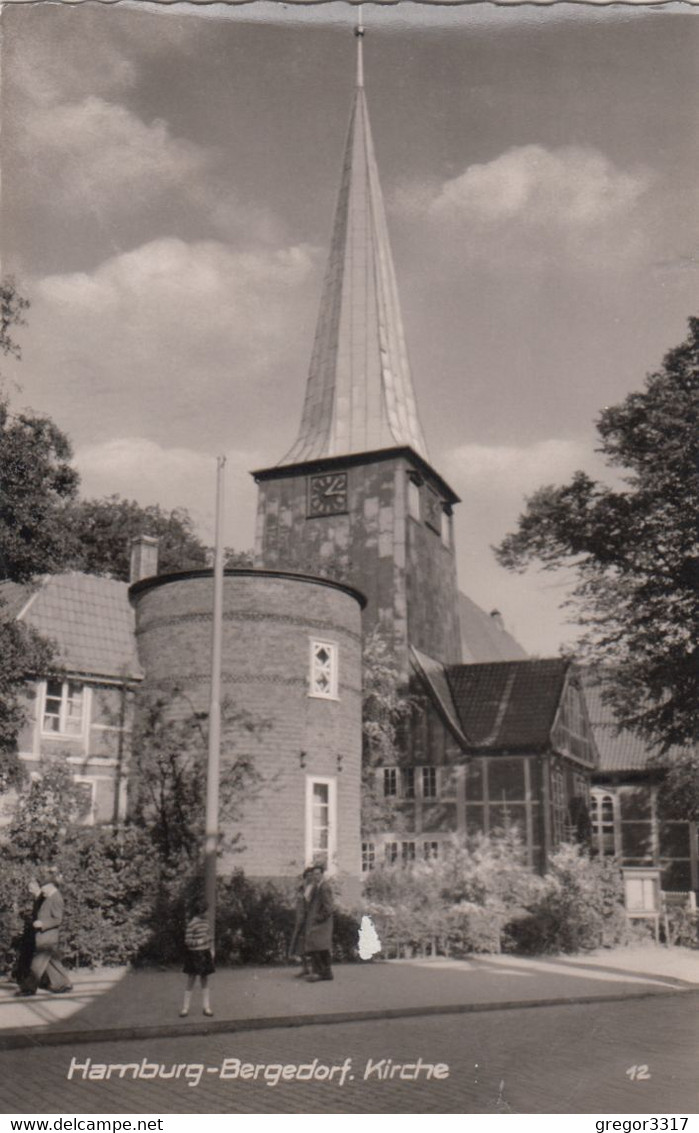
[205,455,226,939]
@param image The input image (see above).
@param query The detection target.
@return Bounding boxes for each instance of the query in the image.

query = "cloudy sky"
[1,1,697,654]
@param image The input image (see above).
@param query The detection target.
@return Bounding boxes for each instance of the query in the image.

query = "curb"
[0,985,695,1052]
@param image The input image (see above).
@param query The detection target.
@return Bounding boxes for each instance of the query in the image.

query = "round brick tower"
[129,569,364,892]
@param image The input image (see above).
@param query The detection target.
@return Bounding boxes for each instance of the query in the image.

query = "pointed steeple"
[280,22,429,466]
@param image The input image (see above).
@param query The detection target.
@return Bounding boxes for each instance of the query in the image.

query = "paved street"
[1,995,697,1115]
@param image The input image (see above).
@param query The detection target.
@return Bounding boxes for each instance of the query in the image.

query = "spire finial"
[354,4,365,89]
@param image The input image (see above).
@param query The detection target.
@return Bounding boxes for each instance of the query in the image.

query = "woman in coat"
[289,867,313,978]
[303,863,334,981]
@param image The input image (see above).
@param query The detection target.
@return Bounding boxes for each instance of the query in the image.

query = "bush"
[364,828,543,957]
[508,844,631,954]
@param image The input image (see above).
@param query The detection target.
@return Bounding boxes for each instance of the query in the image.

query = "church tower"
[253,25,461,671]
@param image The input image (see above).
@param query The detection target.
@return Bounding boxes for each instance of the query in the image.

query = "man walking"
[304,862,334,982]
[18,867,73,996]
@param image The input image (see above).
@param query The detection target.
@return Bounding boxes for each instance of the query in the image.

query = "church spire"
[280,19,430,466]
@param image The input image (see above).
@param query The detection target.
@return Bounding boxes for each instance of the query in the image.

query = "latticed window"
[591,791,618,857]
[42,680,85,736]
[309,640,338,699]
[361,842,376,873]
[309,781,331,866]
[383,768,397,797]
[402,767,415,798]
[423,841,439,860]
[385,841,399,864]
[401,841,416,864]
[422,766,437,798]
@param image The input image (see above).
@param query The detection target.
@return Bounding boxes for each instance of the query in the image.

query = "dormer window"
[42,680,85,737]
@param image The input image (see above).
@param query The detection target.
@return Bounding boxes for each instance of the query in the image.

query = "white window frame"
[40,679,88,740]
[422,765,438,799]
[305,776,337,875]
[309,640,339,700]
[590,789,620,857]
[383,767,398,797]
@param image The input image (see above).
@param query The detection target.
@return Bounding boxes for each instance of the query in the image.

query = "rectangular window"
[401,841,416,864]
[309,640,338,699]
[422,766,437,799]
[423,841,439,860]
[42,680,85,737]
[441,510,451,548]
[385,841,399,865]
[361,842,375,873]
[305,777,337,873]
[383,768,397,797]
[402,767,415,798]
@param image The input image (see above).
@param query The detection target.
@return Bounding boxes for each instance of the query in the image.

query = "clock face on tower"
[307,472,349,518]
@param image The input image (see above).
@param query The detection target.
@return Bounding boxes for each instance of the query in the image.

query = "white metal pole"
[205,455,226,939]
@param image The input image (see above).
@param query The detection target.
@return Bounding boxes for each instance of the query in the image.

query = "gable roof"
[458,592,528,663]
[446,658,570,752]
[411,647,469,746]
[2,573,142,682]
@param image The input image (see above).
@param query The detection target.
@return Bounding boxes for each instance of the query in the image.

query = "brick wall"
[131,570,363,887]
[254,451,461,671]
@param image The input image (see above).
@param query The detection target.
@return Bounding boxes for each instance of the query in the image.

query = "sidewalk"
[1,945,697,1050]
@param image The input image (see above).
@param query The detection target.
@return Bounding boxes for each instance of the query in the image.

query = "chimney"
[490,609,505,632]
[129,535,159,584]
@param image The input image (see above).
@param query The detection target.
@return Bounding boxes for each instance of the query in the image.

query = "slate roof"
[445,658,570,751]
[458,592,528,663]
[582,680,692,773]
[410,647,469,746]
[280,42,429,465]
[1,573,142,681]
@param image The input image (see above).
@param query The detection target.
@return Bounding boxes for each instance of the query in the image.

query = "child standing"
[180,901,214,1017]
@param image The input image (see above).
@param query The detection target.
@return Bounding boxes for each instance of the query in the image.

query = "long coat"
[303,879,333,952]
[34,890,64,952]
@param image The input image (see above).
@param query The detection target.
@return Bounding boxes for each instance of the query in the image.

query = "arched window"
[590,790,619,857]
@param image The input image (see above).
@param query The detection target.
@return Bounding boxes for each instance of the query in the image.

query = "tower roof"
[280,30,429,466]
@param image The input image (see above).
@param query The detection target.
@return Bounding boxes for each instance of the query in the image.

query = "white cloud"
[74,437,261,549]
[429,145,649,229]
[397,145,652,273]
[19,97,210,220]
[27,236,318,448]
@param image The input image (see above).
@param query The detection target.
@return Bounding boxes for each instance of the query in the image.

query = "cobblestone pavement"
[1,996,696,1115]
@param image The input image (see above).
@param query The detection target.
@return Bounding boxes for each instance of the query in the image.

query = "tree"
[0,277,30,363]
[128,690,264,868]
[0,402,80,583]
[67,495,208,580]
[495,317,699,752]
[7,754,91,861]
[361,627,420,837]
